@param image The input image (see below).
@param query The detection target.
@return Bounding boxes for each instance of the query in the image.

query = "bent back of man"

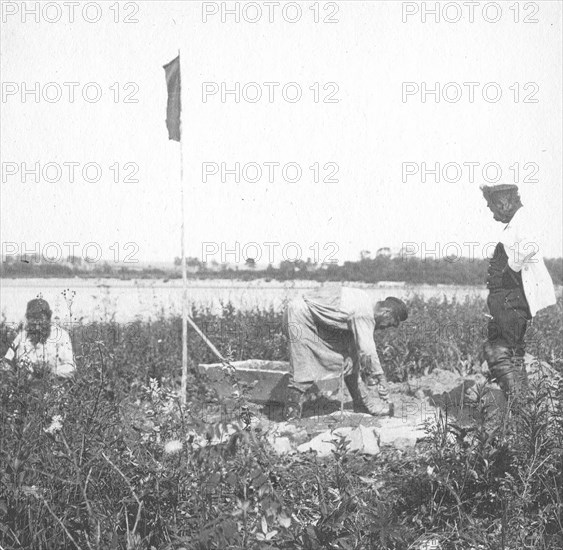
[283,285,407,420]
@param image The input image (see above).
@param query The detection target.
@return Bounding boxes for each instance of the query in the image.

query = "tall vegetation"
[0,296,561,549]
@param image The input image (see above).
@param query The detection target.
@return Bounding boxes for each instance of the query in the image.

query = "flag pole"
[179,48,188,406]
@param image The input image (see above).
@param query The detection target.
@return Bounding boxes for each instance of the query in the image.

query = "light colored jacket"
[500,207,556,317]
[3,325,76,378]
[304,286,384,375]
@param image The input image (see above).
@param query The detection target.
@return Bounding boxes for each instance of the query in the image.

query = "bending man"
[283,285,407,420]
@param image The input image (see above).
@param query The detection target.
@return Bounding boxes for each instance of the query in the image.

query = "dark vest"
[487,243,523,290]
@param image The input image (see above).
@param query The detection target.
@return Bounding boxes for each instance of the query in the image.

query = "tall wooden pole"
[179,49,188,406]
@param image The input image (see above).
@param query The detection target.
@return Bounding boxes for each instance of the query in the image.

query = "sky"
[1,0,562,267]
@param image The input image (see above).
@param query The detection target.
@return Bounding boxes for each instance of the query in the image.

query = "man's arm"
[503,212,542,273]
[348,312,384,377]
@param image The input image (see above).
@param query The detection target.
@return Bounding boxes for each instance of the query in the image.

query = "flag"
[163,55,181,141]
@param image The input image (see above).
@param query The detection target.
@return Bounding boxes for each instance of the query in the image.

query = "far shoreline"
[0,276,485,288]
[2,276,562,294]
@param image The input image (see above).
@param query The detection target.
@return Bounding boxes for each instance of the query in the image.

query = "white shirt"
[499,207,556,317]
[4,325,76,378]
[303,286,384,376]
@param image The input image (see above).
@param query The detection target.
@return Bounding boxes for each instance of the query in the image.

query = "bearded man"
[283,285,408,420]
[2,298,76,380]
[480,184,556,397]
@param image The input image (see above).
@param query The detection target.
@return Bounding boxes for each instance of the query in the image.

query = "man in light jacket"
[2,298,76,381]
[283,285,408,420]
[481,184,556,397]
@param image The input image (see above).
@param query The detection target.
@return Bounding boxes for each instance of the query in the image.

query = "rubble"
[200,355,557,456]
[375,417,429,450]
[296,425,380,457]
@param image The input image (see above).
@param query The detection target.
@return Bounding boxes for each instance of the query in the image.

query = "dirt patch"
[200,357,553,453]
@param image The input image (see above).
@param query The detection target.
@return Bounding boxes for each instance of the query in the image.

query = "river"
[0,277,503,324]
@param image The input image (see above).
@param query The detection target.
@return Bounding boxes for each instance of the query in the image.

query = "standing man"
[480,184,556,397]
[283,285,408,420]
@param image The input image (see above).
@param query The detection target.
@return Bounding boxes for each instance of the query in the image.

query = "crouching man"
[480,184,556,398]
[282,285,408,420]
[2,298,76,382]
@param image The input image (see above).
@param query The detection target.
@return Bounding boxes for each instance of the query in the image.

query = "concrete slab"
[198,360,291,403]
[198,360,341,404]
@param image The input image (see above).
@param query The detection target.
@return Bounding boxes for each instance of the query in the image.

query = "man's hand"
[359,354,381,386]
[365,373,388,389]
[31,362,51,380]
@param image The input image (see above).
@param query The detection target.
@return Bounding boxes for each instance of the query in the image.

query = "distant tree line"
[1,255,562,286]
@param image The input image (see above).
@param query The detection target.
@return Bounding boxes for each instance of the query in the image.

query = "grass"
[0,295,562,549]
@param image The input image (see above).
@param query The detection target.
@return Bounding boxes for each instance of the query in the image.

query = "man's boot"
[484,341,529,403]
[484,341,513,397]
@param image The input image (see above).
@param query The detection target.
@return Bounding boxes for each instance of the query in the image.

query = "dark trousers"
[487,288,531,354]
[484,288,531,395]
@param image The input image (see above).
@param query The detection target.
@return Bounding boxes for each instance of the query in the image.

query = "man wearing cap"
[480,184,556,398]
[283,285,408,420]
[2,298,76,380]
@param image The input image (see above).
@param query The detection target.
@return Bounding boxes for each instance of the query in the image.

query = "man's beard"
[494,212,512,223]
[490,200,522,223]
[28,323,51,346]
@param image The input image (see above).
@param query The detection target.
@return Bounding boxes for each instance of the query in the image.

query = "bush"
[0,296,561,549]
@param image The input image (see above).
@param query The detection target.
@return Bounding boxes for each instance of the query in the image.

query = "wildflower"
[164,439,183,454]
[45,414,63,434]
[21,485,43,499]
[278,512,291,528]
[162,399,176,416]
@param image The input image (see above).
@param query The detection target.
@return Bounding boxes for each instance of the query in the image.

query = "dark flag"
[163,55,181,141]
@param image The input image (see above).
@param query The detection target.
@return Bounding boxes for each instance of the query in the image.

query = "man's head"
[25,298,52,344]
[374,297,408,329]
[481,184,523,224]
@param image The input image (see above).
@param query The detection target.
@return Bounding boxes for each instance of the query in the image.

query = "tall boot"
[483,341,515,398]
[489,354,527,400]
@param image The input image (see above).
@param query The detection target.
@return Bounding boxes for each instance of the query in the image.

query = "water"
[0,278,495,324]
